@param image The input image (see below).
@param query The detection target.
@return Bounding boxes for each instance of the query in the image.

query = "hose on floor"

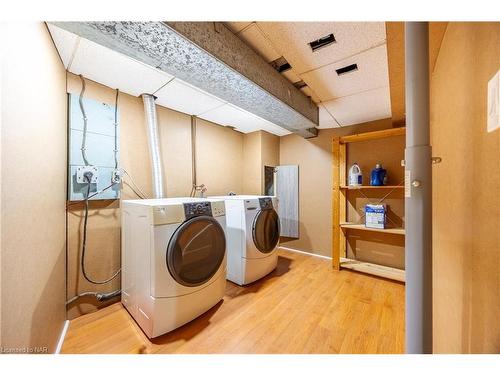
[66,290,121,306]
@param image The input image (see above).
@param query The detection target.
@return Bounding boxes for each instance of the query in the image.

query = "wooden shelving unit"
[340,223,406,235]
[340,258,406,282]
[339,185,404,190]
[332,127,406,282]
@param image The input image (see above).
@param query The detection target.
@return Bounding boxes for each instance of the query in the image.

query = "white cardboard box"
[365,204,386,229]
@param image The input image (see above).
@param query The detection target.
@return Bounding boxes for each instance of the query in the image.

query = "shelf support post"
[404,21,433,354]
[332,137,341,270]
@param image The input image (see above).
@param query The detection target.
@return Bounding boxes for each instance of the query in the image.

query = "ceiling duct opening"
[308,33,336,52]
[270,56,292,73]
[293,80,307,89]
[335,63,358,76]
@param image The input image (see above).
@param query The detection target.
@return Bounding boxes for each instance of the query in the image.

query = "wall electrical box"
[68,94,120,201]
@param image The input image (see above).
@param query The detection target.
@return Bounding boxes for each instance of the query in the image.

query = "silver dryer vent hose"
[142,94,164,199]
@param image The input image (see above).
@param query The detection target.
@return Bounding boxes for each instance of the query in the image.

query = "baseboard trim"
[55,319,69,354]
[279,246,332,260]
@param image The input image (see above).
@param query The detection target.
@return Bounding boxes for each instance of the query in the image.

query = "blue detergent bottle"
[370,163,387,186]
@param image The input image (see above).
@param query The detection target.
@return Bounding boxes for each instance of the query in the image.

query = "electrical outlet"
[111,169,122,184]
[76,166,99,184]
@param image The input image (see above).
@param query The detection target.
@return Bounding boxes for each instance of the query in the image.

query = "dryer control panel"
[184,202,213,220]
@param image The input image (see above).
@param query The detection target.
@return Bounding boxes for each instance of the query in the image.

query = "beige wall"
[431,22,500,353]
[260,131,280,193]
[196,118,244,196]
[65,73,250,318]
[279,119,394,257]
[241,130,280,195]
[242,131,262,195]
[1,23,67,352]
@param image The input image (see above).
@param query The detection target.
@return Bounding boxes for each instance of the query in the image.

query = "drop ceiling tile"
[155,79,225,116]
[257,22,386,74]
[199,104,290,136]
[282,68,301,83]
[301,44,390,101]
[257,118,292,136]
[200,104,238,126]
[318,104,340,129]
[238,24,280,63]
[69,38,173,97]
[224,22,252,34]
[300,86,321,104]
[47,23,79,69]
[322,86,392,127]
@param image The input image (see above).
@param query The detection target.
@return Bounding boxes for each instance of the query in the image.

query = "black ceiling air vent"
[335,63,358,76]
[308,33,336,52]
[270,56,292,73]
[293,80,307,89]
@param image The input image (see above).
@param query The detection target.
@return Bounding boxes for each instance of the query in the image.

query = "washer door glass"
[252,209,280,254]
[166,216,226,287]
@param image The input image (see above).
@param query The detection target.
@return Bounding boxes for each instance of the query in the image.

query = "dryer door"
[252,208,280,254]
[166,216,226,287]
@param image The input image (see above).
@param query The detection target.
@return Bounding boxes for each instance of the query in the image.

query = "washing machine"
[208,195,280,285]
[121,197,227,338]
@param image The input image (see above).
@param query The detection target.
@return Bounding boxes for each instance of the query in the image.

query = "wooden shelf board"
[339,127,406,144]
[339,185,404,190]
[340,257,405,282]
[340,223,406,235]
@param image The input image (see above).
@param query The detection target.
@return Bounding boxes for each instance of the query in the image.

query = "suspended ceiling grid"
[226,22,393,128]
[49,22,321,138]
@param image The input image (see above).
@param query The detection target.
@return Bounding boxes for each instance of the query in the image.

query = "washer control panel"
[184,201,213,220]
[258,197,274,210]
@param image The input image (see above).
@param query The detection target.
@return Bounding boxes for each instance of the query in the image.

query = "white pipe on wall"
[142,94,164,199]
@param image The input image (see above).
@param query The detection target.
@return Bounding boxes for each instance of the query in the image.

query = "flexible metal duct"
[142,94,164,199]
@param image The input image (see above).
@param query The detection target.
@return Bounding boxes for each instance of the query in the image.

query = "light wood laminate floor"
[61,249,405,354]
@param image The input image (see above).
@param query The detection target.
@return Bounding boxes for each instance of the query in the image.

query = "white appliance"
[121,197,227,338]
[209,195,280,285]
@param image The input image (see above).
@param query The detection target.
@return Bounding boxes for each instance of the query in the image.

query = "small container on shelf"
[370,163,387,186]
[348,163,362,187]
[365,204,386,229]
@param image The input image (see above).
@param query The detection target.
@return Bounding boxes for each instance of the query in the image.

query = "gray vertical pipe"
[405,22,433,354]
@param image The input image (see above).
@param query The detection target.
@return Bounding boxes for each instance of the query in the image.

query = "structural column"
[404,22,433,354]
